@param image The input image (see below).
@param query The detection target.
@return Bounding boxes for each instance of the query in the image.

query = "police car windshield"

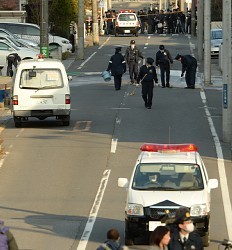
[118,14,136,21]
[20,69,63,89]
[132,163,204,190]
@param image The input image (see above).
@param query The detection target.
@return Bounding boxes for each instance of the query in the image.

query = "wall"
[0,0,19,10]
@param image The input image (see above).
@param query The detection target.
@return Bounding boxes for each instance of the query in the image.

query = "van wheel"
[135,32,139,37]
[125,231,134,246]
[202,232,209,247]
[115,33,119,37]
[62,115,70,126]
[14,117,22,128]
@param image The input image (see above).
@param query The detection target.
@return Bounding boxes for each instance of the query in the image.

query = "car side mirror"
[208,178,218,190]
[118,178,129,188]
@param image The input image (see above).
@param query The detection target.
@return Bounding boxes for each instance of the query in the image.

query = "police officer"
[175,54,197,89]
[137,57,158,109]
[6,53,21,77]
[125,40,143,84]
[168,206,203,250]
[107,47,126,90]
[156,45,173,88]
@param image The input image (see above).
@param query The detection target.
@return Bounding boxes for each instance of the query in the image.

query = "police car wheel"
[115,33,119,37]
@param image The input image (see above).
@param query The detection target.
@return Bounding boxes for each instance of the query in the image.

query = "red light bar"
[140,143,198,152]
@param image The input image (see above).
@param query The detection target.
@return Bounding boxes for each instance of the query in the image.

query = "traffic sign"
[99,0,104,8]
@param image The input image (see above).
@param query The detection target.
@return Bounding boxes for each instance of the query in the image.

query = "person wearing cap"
[106,47,126,90]
[0,219,19,250]
[137,57,158,109]
[168,206,203,250]
[125,40,143,85]
[175,54,197,89]
[155,45,173,88]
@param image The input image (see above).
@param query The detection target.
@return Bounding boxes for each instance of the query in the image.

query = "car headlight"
[190,204,207,216]
[126,204,144,216]
[61,40,70,44]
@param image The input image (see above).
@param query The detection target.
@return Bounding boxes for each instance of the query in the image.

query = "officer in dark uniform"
[168,206,204,250]
[6,53,21,77]
[137,57,158,109]
[175,54,197,89]
[107,47,126,90]
[156,45,173,88]
[125,40,143,84]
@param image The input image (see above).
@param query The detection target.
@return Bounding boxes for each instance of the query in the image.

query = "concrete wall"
[0,0,19,10]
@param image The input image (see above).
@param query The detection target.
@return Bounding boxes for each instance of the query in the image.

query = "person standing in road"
[96,228,122,250]
[106,47,126,90]
[155,45,173,88]
[175,54,197,89]
[125,40,143,85]
[137,57,158,109]
[0,219,19,250]
[150,226,171,250]
[168,206,203,250]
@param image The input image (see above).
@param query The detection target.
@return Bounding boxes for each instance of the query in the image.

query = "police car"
[118,143,218,246]
[115,10,140,37]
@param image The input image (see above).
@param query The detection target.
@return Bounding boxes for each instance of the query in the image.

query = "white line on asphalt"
[200,91,232,240]
[111,138,118,153]
[16,128,24,138]
[76,169,111,250]
[98,37,110,50]
[77,52,97,69]
[0,158,4,169]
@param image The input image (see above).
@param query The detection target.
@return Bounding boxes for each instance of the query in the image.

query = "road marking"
[98,37,110,50]
[76,169,111,250]
[77,52,97,69]
[111,138,118,153]
[200,91,232,240]
[16,128,24,138]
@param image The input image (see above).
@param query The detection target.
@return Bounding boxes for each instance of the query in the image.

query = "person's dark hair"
[150,226,170,246]
[107,228,120,240]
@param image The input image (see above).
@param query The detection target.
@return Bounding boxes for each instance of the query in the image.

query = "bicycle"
[218,239,232,249]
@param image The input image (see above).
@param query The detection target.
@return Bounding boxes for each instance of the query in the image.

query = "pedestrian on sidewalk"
[150,226,170,250]
[175,54,197,89]
[96,228,122,250]
[137,57,158,109]
[106,47,126,90]
[155,45,173,88]
[0,219,19,250]
[168,206,203,250]
[125,40,143,85]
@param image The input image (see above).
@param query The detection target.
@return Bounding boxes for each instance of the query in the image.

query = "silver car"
[211,28,222,57]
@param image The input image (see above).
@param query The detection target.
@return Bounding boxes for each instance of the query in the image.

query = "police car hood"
[128,190,206,207]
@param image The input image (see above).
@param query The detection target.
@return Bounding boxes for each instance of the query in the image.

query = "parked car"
[0,40,39,67]
[0,28,39,48]
[0,22,72,53]
[211,28,222,57]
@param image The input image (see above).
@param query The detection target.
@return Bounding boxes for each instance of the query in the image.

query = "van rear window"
[20,69,63,89]
[118,14,136,21]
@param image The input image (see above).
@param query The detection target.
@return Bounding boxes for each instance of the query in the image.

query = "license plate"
[149,221,165,231]
[124,30,130,33]
[36,99,48,104]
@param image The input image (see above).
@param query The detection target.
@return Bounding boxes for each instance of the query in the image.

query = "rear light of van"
[65,94,70,104]
[13,95,18,105]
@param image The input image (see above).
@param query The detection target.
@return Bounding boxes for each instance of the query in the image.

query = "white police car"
[118,143,218,246]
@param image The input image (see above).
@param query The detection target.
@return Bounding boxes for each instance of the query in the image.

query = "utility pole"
[191,0,196,36]
[107,0,112,10]
[92,0,99,45]
[203,0,211,85]
[40,0,49,58]
[197,0,203,61]
[222,0,232,143]
[77,0,85,59]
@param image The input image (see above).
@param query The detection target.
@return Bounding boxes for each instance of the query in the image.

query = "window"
[132,163,204,190]
[118,14,136,21]
[6,24,24,35]
[25,26,40,36]
[20,69,64,89]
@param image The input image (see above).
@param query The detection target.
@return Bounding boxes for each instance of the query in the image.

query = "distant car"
[0,22,72,53]
[0,40,39,67]
[211,28,222,57]
[0,28,39,48]
[115,12,140,37]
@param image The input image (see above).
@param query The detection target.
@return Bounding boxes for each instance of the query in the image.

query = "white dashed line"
[110,138,118,153]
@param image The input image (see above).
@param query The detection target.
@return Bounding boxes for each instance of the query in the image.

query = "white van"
[0,22,72,53]
[12,58,71,127]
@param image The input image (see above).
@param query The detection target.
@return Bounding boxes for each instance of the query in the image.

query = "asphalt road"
[0,34,231,250]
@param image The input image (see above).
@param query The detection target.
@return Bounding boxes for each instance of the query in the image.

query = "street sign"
[223,84,228,109]
[41,46,49,58]
[99,0,104,8]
